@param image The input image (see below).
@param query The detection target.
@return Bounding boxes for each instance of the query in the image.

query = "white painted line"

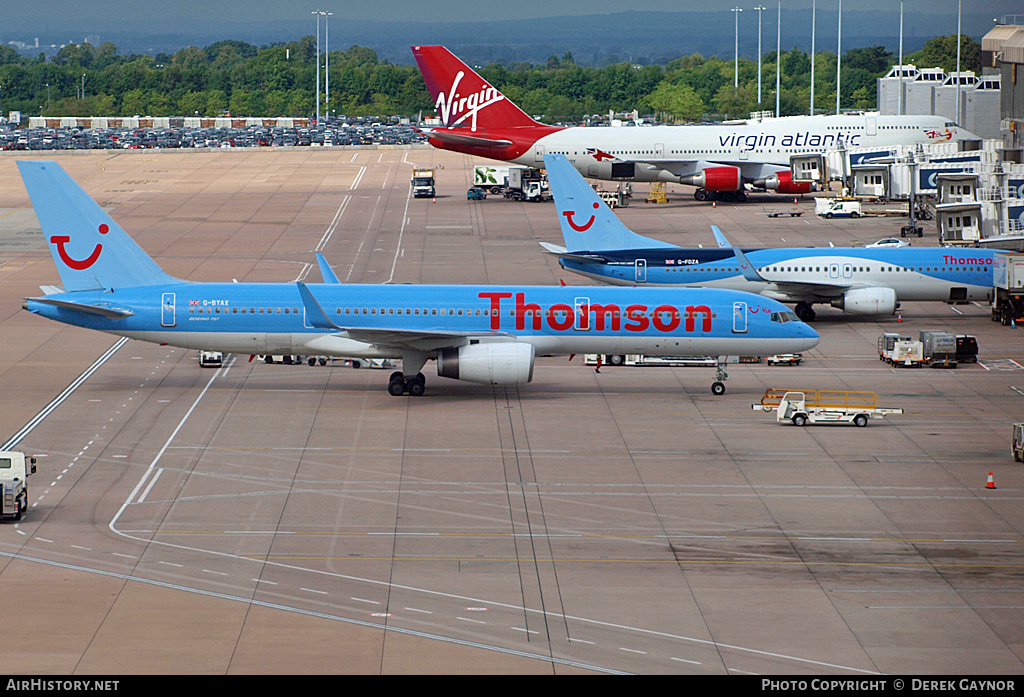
[0,336,129,450]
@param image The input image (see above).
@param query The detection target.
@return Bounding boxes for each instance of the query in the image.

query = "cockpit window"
[771,311,799,323]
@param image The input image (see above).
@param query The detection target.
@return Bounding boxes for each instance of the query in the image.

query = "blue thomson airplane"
[17,160,818,396]
[542,153,1007,323]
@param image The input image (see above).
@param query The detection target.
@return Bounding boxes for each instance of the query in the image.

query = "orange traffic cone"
[897,313,902,323]
[986,472,996,489]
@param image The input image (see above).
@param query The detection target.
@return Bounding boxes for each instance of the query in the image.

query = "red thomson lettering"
[652,304,681,332]
[585,303,621,331]
[547,303,574,331]
[686,305,712,332]
[516,292,542,330]
[479,292,512,330]
[624,304,649,332]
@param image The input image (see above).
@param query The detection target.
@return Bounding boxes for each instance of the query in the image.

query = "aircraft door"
[843,264,853,279]
[574,297,590,331]
[829,263,840,278]
[866,117,877,136]
[534,145,545,163]
[732,301,748,333]
[161,292,176,327]
[635,258,647,283]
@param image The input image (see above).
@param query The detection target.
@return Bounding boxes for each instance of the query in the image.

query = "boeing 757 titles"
[411,46,979,203]
[17,161,818,396]
[543,153,1004,322]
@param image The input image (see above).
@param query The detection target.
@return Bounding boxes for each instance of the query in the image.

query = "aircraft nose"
[794,321,820,351]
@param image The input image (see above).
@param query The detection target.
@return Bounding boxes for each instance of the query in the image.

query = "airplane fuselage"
[25,283,819,360]
[560,247,1000,305]
[432,114,968,184]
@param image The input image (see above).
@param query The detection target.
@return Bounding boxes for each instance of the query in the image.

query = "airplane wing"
[424,129,513,149]
[24,295,135,319]
[710,225,862,301]
[295,282,512,351]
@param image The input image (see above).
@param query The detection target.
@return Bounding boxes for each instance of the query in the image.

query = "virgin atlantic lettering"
[478,292,711,333]
[718,131,862,151]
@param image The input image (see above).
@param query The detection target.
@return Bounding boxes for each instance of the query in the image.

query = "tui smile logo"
[51,223,108,270]
[562,203,599,232]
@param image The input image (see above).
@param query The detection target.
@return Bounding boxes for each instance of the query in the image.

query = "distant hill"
[9,9,995,66]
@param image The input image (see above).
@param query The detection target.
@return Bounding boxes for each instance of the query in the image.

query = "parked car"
[867,237,910,248]
[467,187,487,200]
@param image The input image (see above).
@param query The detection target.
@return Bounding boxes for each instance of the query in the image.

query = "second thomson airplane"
[543,153,1004,322]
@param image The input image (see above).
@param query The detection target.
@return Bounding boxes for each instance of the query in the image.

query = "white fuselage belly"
[122,331,814,360]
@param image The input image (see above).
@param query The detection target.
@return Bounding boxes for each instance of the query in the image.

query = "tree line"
[0,35,980,123]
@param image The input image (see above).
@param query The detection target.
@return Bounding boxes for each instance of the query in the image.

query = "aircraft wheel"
[387,377,407,396]
[694,188,707,201]
[735,191,746,202]
[406,376,426,397]
[711,381,726,396]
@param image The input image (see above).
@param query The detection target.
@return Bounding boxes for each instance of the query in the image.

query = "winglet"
[711,225,732,249]
[544,153,676,253]
[296,282,341,330]
[315,254,340,284]
[710,225,764,282]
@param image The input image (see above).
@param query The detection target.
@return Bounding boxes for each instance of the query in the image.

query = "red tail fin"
[411,46,543,131]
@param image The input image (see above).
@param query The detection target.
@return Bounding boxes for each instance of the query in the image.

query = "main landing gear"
[387,350,429,397]
[388,371,426,397]
[711,356,729,396]
[794,302,816,322]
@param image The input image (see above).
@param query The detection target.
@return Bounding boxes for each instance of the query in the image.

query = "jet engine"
[679,166,742,192]
[437,342,536,385]
[830,287,897,316]
[753,170,814,194]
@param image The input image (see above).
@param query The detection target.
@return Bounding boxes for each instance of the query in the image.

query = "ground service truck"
[504,167,550,202]
[0,451,36,521]
[919,330,958,368]
[411,168,436,198]
[993,252,1024,325]
[474,165,510,192]
[878,333,923,367]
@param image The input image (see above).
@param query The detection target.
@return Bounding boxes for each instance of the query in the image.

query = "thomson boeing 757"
[411,46,978,203]
[543,153,1004,322]
[17,161,818,396]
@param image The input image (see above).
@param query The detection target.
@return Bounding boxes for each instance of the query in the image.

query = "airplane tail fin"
[18,161,176,292]
[411,46,542,131]
[543,153,676,253]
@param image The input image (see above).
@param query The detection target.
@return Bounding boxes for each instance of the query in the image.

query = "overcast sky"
[4,0,1018,30]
